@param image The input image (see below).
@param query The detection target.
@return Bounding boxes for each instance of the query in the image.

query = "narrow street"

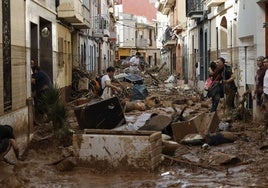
[1,0,268,187]
[1,68,268,187]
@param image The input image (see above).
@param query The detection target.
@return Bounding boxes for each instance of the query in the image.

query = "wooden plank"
[84,129,158,136]
[150,154,162,166]
[149,145,162,159]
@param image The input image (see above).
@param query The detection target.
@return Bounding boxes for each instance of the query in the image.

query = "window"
[2,0,12,111]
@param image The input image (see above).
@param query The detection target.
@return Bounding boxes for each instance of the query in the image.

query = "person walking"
[209,57,237,112]
[209,58,224,112]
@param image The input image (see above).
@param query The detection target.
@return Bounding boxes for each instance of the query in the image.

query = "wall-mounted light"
[41,27,50,38]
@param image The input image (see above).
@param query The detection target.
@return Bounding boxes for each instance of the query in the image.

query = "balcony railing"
[109,31,117,42]
[203,0,225,7]
[162,26,176,47]
[57,0,90,29]
[136,38,148,48]
[162,26,172,43]
[186,0,204,19]
[157,0,175,15]
[93,15,110,37]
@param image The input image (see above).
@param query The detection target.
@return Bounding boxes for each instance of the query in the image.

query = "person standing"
[209,57,237,112]
[129,52,141,74]
[101,66,122,100]
[262,57,268,110]
[253,56,266,106]
[222,59,237,111]
[31,65,52,97]
[209,58,225,112]
[0,125,21,162]
[31,65,52,118]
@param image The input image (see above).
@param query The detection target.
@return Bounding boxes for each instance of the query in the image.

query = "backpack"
[90,75,104,97]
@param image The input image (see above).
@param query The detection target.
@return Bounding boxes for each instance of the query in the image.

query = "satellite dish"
[41,27,50,38]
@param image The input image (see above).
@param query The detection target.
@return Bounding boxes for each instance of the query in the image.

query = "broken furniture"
[74,97,125,129]
[171,112,219,142]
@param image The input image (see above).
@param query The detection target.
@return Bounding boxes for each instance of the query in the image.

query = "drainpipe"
[216,27,219,58]
[244,46,247,92]
[230,20,233,64]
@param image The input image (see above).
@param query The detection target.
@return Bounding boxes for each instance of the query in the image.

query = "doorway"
[39,17,53,80]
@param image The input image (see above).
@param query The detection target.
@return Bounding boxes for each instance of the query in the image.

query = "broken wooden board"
[138,114,173,136]
[171,112,219,142]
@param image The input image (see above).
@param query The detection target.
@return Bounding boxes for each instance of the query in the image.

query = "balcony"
[72,4,90,29]
[186,0,204,19]
[136,38,148,48]
[109,31,117,42]
[57,0,90,29]
[203,0,225,7]
[162,26,177,47]
[157,0,175,15]
[93,15,110,37]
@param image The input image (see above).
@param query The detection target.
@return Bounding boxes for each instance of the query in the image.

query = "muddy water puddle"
[2,163,265,188]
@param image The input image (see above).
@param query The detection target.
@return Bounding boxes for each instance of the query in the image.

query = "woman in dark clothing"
[209,58,225,112]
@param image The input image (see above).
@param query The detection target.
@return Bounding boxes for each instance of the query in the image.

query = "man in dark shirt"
[31,65,52,96]
[209,57,237,112]
[31,66,52,120]
[0,125,20,161]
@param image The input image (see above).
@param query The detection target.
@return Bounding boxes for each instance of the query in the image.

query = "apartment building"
[0,0,117,148]
[0,0,29,148]
[115,0,160,67]
[157,0,188,77]
[157,0,268,120]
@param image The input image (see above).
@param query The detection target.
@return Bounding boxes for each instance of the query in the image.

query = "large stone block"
[73,129,162,171]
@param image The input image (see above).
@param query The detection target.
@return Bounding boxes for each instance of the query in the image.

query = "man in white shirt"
[101,66,122,100]
[129,52,141,74]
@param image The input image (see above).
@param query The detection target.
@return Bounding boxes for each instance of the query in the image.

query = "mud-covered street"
[1,69,268,188]
[1,120,268,188]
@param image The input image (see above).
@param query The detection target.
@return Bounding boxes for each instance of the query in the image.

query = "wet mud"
[1,74,268,187]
